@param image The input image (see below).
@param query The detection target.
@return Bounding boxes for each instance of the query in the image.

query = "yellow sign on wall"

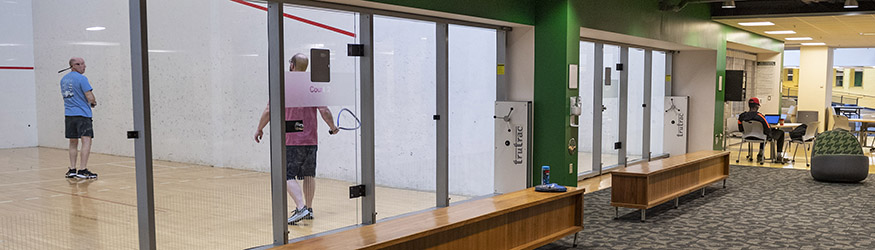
[497,64,505,75]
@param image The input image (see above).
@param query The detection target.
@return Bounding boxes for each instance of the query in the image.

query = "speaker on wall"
[724,70,745,102]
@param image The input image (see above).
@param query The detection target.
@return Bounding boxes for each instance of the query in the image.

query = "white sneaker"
[287,207,310,225]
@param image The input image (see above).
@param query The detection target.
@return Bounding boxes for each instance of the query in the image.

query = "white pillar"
[797,46,834,131]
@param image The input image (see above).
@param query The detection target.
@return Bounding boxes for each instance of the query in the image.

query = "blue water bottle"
[541,166,550,185]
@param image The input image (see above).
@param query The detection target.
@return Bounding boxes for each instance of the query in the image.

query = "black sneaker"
[76,169,98,179]
[305,207,313,220]
[65,169,77,178]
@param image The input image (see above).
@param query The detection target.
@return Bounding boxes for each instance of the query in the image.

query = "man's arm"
[254,104,270,143]
[84,91,97,107]
[317,107,339,135]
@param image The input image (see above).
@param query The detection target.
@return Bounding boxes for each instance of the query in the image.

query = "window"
[854,70,863,87]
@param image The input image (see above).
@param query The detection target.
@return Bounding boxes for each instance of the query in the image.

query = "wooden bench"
[610,150,730,221]
[273,186,585,250]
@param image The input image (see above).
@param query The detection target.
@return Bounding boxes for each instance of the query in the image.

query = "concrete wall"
[672,50,717,153]
[0,0,38,149]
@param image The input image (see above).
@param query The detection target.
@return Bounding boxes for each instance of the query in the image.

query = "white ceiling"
[715,14,875,48]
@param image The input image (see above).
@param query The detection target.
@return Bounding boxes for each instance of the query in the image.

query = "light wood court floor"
[0,147,468,250]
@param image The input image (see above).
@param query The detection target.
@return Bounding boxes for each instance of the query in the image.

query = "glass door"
[627,48,645,163]
[602,45,622,169]
[578,41,596,175]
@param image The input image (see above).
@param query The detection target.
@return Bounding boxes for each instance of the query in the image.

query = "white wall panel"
[0,0,37,149]
[672,50,717,152]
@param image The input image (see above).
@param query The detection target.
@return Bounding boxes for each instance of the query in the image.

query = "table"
[834,106,864,118]
[774,122,802,129]
[848,118,875,148]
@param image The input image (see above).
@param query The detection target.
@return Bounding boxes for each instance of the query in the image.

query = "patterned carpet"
[538,166,875,249]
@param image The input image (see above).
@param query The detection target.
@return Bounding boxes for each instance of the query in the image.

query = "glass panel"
[602,45,621,167]
[448,24,496,199]
[373,15,437,220]
[578,41,596,175]
[145,2,361,248]
[627,48,645,162]
[282,4,361,239]
[651,51,666,156]
[2,0,138,249]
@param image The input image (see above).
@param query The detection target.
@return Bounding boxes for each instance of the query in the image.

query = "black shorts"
[65,116,94,139]
[286,145,317,180]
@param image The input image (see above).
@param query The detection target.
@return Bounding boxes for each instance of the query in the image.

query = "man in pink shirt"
[254,53,339,225]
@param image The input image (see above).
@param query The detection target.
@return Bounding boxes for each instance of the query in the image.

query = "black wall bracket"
[349,184,366,199]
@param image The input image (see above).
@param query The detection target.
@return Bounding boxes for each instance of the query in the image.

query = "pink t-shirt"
[285,107,318,146]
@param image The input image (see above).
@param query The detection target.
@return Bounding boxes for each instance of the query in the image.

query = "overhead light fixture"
[785,37,813,40]
[861,32,875,36]
[722,0,736,9]
[85,26,106,31]
[765,30,796,34]
[738,22,775,26]
[845,0,859,8]
[801,42,826,46]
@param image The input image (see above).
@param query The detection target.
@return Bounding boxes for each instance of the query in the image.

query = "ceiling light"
[722,0,736,9]
[845,0,859,8]
[85,26,106,31]
[765,30,796,34]
[861,32,875,36]
[801,42,826,46]
[738,22,774,26]
[785,37,813,40]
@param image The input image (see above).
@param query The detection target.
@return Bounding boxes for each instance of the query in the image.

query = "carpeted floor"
[538,165,875,249]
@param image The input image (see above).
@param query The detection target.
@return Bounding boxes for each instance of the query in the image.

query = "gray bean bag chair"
[810,129,869,183]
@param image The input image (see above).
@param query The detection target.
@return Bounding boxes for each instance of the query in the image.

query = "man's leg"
[287,179,305,210]
[80,136,92,170]
[303,176,315,209]
[68,139,79,170]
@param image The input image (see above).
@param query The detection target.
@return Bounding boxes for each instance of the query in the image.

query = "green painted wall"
[532,0,580,187]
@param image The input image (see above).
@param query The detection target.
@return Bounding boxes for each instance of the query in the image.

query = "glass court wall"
[3,0,505,248]
[578,40,669,178]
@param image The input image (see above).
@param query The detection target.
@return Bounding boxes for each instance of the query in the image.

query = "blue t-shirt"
[60,71,93,117]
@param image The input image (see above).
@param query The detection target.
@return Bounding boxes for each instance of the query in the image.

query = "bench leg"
[615,207,618,219]
[674,197,679,208]
[572,232,579,247]
[701,188,706,197]
[640,209,645,222]
[723,179,726,188]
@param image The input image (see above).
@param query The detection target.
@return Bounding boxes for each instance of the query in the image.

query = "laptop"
[764,114,781,125]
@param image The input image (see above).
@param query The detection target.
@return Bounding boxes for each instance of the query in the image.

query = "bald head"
[289,53,308,72]
[69,57,86,74]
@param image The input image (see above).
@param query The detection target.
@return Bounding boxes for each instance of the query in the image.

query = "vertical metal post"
[592,43,604,175]
[436,23,449,207]
[360,13,377,225]
[496,30,508,101]
[665,52,673,96]
[643,49,652,161]
[619,46,629,166]
[267,1,288,245]
[129,1,155,249]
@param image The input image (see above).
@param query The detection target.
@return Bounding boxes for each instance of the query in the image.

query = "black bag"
[790,124,807,140]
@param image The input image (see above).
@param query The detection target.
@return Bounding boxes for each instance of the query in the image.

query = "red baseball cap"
[748,97,760,105]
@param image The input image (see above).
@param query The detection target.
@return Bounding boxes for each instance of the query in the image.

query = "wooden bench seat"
[273,187,585,250]
[611,150,730,221]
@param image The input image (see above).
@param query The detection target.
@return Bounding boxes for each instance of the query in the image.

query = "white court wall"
[672,50,717,152]
[0,0,38,149]
[29,1,497,196]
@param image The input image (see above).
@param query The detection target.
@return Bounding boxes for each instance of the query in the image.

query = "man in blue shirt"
[60,57,98,179]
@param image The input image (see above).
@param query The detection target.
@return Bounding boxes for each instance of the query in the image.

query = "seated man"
[737,97,787,163]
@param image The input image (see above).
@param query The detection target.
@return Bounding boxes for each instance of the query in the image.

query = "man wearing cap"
[737,97,786,163]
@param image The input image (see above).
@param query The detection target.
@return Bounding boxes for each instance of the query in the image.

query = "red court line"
[230,0,356,38]
[0,66,34,70]
[38,187,169,213]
